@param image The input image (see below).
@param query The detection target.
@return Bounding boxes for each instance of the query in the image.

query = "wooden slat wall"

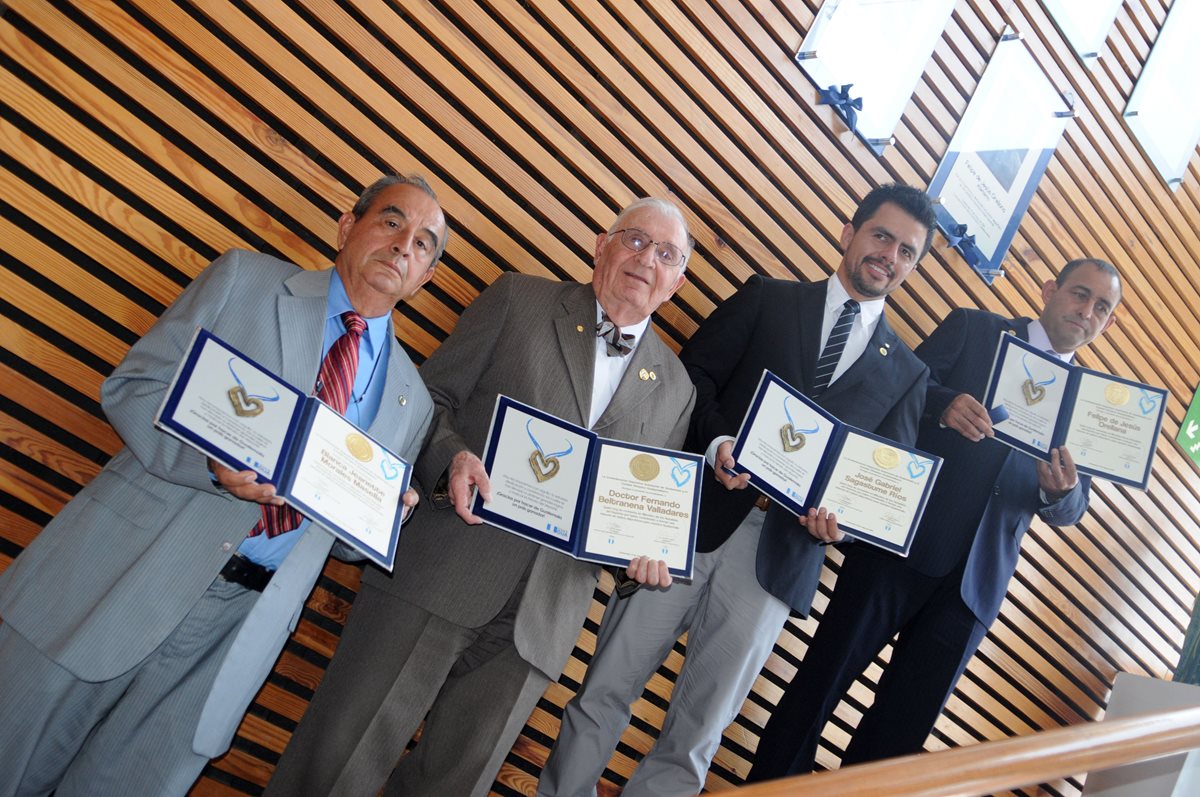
[1,1,1197,795]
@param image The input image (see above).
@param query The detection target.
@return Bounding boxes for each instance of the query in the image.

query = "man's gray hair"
[350,174,450,265]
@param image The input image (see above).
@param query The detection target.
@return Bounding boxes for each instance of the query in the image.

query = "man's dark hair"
[350,174,449,265]
[1057,257,1121,300]
[850,183,937,258]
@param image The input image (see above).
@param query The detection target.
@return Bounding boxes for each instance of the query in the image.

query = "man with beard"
[540,184,934,797]
[748,258,1121,781]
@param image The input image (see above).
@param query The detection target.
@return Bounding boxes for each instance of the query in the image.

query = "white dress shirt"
[590,302,650,429]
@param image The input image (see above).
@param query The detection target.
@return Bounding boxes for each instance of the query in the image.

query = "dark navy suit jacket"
[680,275,927,614]
[910,308,1090,625]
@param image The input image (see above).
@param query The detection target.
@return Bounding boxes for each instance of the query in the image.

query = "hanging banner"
[795,0,955,154]
[927,29,1073,284]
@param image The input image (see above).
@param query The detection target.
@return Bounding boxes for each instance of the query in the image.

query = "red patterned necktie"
[248,311,367,538]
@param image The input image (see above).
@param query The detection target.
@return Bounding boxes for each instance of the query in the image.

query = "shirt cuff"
[705,435,737,468]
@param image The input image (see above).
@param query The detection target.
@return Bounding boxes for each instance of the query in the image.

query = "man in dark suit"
[0,175,445,796]
[748,258,1121,781]
[266,198,697,797]
[540,184,935,797]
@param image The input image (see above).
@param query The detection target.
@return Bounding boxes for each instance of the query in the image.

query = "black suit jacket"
[679,275,927,613]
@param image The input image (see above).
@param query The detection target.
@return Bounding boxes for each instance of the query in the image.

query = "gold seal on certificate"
[1105,383,1131,406]
[1022,378,1046,406]
[779,424,806,452]
[345,432,373,462]
[872,445,900,469]
[629,453,660,481]
[529,450,560,482]
[227,385,264,417]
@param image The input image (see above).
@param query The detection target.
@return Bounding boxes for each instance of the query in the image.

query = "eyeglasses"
[610,228,688,269]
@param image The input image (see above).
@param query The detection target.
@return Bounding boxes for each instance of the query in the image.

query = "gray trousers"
[539,509,789,797]
[0,577,256,797]
[266,579,549,797]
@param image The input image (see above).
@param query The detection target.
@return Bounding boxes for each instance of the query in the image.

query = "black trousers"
[747,545,988,782]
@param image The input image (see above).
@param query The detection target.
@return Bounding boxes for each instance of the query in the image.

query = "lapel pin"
[638,368,650,381]
[398,395,407,406]
[576,324,584,333]
[650,371,657,380]
[879,347,888,356]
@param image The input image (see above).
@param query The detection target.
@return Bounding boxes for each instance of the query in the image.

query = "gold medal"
[1021,378,1046,406]
[1104,383,1130,406]
[873,446,900,469]
[228,385,264,417]
[629,453,660,481]
[345,433,373,462]
[780,423,806,452]
[529,450,560,482]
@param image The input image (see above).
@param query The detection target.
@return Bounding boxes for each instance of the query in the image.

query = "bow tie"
[596,313,634,357]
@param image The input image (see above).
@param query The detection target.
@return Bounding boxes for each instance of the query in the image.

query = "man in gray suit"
[266,198,698,797]
[0,174,446,797]
[540,183,933,797]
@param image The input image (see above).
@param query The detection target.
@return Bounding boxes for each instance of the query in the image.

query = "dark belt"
[219,553,273,592]
[754,494,770,511]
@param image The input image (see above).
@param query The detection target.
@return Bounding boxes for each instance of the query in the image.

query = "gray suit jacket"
[365,273,695,679]
[0,249,432,757]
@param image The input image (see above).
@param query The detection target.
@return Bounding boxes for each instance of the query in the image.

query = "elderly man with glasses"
[540,183,935,797]
[266,198,696,797]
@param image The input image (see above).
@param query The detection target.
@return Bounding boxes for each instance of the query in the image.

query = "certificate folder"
[731,370,942,557]
[473,395,702,578]
[155,328,411,571]
[983,333,1166,489]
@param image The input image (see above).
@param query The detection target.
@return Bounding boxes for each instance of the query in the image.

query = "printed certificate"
[156,328,411,570]
[473,396,701,578]
[731,370,941,556]
[983,333,1165,489]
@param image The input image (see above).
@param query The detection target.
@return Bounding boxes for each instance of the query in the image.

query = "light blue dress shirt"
[238,269,392,569]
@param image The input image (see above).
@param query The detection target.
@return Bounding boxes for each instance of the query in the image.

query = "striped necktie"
[812,299,860,396]
[248,311,367,538]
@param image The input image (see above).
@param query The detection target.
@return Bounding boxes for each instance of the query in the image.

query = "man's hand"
[940,393,994,442]
[1037,446,1078,502]
[448,449,491,524]
[209,459,283,505]
[400,487,419,522]
[625,555,672,589]
[714,440,751,490]
[799,506,843,543]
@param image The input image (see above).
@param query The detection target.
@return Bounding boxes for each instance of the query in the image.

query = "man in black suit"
[540,184,934,797]
[747,258,1120,781]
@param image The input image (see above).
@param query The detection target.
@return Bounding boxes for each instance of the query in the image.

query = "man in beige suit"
[267,198,698,797]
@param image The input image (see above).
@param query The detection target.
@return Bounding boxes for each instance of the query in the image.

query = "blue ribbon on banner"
[945,223,983,268]
[817,84,863,134]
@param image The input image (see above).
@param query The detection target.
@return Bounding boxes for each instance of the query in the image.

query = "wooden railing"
[730,705,1200,796]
